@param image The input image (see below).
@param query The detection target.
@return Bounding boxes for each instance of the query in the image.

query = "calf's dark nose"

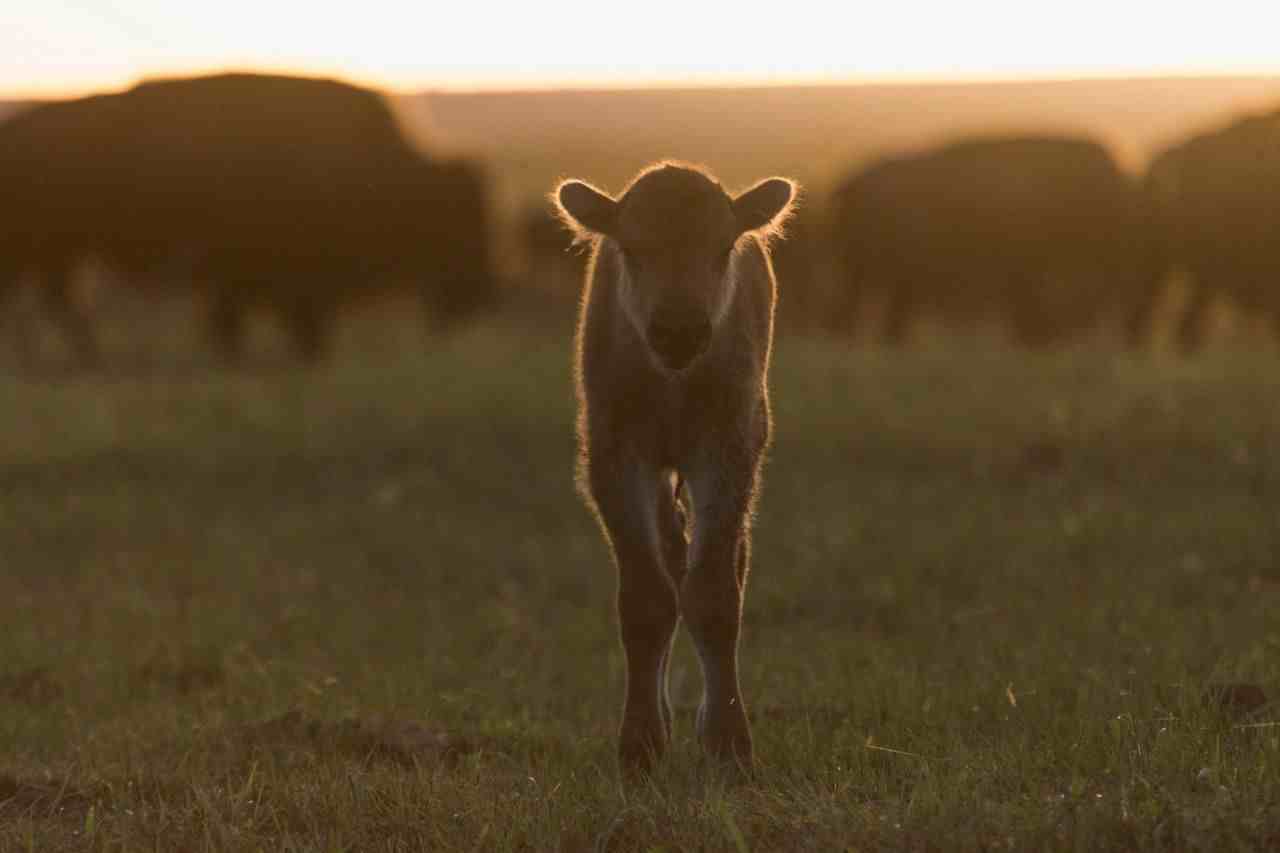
[647,311,712,370]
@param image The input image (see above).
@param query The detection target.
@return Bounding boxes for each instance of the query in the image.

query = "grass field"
[3,318,1280,851]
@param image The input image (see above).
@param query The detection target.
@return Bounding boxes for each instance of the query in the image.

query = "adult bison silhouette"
[828,135,1156,348]
[1142,109,1280,353]
[0,72,497,364]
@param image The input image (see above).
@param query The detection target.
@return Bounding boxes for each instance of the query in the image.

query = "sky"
[5,1,1280,97]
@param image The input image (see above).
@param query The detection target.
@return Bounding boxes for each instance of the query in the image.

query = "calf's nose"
[647,311,712,370]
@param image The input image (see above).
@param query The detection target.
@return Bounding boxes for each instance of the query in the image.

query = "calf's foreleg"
[591,460,682,771]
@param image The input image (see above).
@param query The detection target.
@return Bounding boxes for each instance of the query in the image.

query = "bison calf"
[555,162,796,771]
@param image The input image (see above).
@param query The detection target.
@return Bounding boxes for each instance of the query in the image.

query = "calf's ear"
[554,180,618,239]
[733,177,797,236]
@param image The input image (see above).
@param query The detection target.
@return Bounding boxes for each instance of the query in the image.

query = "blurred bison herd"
[4,70,1280,368]
[0,73,496,366]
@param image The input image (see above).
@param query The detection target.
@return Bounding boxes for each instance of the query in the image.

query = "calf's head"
[556,163,795,371]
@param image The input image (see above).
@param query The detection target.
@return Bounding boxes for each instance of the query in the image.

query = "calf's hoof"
[697,701,754,770]
[618,716,668,775]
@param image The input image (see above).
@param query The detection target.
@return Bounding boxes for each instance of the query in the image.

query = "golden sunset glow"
[7,0,1280,97]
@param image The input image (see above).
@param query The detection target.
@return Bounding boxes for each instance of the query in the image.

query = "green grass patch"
[3,324,1280,850]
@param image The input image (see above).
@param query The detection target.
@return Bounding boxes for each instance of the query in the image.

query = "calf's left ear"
[733,177,797,235]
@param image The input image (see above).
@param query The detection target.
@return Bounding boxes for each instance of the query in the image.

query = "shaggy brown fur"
[554,162,796,771]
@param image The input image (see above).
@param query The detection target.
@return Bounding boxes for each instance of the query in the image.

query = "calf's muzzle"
[647,310,712,371]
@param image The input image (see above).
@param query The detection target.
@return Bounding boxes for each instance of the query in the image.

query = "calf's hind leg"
[655,476,690,742]
[591,462,681,771]
[682,460,757,768]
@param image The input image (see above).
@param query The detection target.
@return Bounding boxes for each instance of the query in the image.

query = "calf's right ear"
[554,180,618,239]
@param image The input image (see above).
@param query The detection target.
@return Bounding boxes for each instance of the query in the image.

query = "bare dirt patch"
[1205,683,1270,719]
[0,773,91,821]
[0,667,62,705]
[237,709,493,768]
[133,655,226,695]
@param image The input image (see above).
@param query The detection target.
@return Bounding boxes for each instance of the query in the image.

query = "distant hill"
[7,76,1280,220]
[415,76,1280,214]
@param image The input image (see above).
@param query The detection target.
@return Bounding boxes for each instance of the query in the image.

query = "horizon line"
[5,66,1280,102]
